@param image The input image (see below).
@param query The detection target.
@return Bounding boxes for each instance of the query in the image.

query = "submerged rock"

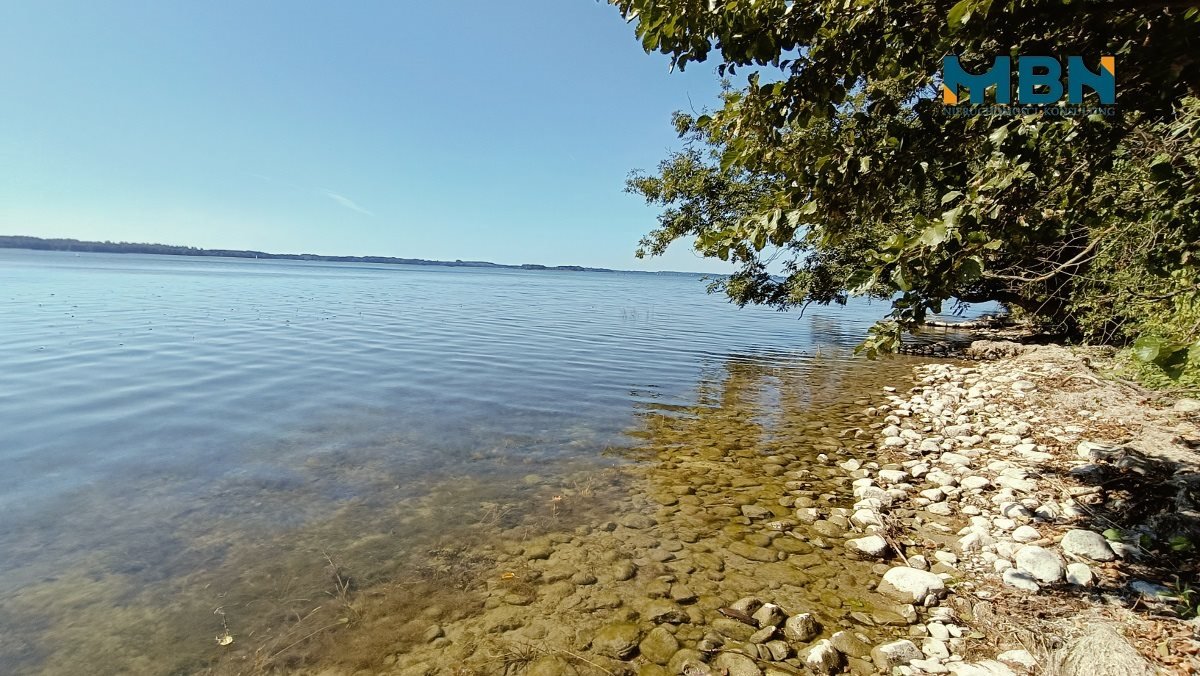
[591,622,641,659]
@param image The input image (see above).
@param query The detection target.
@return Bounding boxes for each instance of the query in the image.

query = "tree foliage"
[614,0,1200,372]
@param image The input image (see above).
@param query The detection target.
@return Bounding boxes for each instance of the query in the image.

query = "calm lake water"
[0,249,917,674]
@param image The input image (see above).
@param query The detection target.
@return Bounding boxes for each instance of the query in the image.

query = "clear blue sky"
[0,1,732,272]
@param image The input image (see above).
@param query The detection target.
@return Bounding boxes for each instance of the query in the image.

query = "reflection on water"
[0,249,949,674]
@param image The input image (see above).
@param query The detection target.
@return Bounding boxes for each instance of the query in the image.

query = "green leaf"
[1103,528,1123,542]
[948,0,973,28]
[1132,335,1165,363]
[919,221,949,247]
[892,266,912,291]
[958,255,984,281]
[940,190,963,205]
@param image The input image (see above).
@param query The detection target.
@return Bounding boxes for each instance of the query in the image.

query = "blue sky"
[0,1,732,272]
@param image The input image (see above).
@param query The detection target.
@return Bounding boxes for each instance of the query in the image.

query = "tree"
[613,0,1200,370]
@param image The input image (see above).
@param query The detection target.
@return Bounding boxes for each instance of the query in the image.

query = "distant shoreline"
[0,235,694,275]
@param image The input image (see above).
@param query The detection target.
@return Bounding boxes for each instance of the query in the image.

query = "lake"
[0,249,933,674]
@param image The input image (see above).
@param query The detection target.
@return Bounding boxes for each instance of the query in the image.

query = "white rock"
[958,532,995,552]
[851,509,884,529]
[922,637,951,660]
[1002,568,1040,592]
[910,658,950,673]
[993,559,1013,573]
[941,452,971,467]
[1011,525,1040,543]
[871,639,923,671]
[947,660,1018,676]
[880,468,910,484]
[804,639,842,674]
[847,535,889,559]
[1065,562,1094,587]
[1174,398,1200,414]
[1060,529,1116,562]
[883,436,907,448]
[960,476,991,490]
[928,503,954,516]
[934,551,959,565]
[1015,545,1064,583]
[997,649,1037,671]
[927,622,950,640]
[878,567,946,604]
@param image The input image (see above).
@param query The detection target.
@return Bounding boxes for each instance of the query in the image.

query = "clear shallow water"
[0,248,901,674]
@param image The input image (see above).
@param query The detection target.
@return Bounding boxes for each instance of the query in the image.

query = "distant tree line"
[0,235,616,273]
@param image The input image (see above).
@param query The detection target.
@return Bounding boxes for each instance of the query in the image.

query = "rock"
[1015,545,1064,583]
[751,602,788,628]
[620,514,655,529]
[741,504,772,520]
[803,639,842,675]
[1011,525,1040,543]
[592,622,641,659]
[712,617,757,641]
[1130,580,1172,600]
[908,555,930,571]
[644,600,689,624]
[829,630,871,659]
[1065,562,1094,587]
[947,661,1017,675]
[639,627,679,665]
[998,649,1037,671]
[961,476,991,490]
[730,541,778,562]
[910,658,951,673]
[921,637,950,660]
[668,650,711,676]
[729,596,764,614]
[764,640,791,661]
[748,626,777,644]
[927,623,950,640]
[1076,441,1122,461]
[670,585,697,604]
[613,561,638,581]
[850,510,883,529]
[1174,398,1200,415]
[879,469,909,484]
[571,572,597,585]
[712,652,762,676]
[1060,529,1116,562]
[422,625,444,642]
[928,503,955,516]
[1053,624,1154,675]
[878,567,946,604]
[847,535,889,559]
[871,639,923,671]
[783,612,821,642]
[1002,569,1040,593]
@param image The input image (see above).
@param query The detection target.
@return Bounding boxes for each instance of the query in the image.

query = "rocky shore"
[376,345,1200,676]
